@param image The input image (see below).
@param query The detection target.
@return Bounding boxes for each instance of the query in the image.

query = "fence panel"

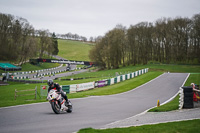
[62,85,70,94]
[15,87,37,100]
[40,85,48,97]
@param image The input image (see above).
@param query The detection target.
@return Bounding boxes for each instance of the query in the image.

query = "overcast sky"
[0,0,199,39]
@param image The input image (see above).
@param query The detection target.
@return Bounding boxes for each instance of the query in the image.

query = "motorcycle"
[47,89,72,114]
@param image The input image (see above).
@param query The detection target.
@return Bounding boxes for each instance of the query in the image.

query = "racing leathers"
[48,83,69,103]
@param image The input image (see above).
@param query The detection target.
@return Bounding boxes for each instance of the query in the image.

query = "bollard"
[157,99,160,107]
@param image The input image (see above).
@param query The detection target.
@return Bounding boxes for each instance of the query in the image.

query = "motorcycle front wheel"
[67,105,72,113]
[51,101,61,114]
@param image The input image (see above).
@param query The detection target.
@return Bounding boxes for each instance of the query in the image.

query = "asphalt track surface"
[0,73,189,133]
[31,68,88,81]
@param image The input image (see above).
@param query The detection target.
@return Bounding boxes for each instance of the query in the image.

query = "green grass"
[78,119,200,133]
[21,62,60,71]
[147,63,200,73]
[185,73,200,86]
[0,82,46,107]
[148,73,200,112]
[58,39,93,61]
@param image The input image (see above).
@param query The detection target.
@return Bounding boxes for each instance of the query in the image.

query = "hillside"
[58,39,94,61]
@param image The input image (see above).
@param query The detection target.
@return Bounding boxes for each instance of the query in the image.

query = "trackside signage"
[97,80,107,87]
[51,60,84,65]
[76,82,95,91]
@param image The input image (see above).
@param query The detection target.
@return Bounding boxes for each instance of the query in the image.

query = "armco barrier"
[114,77,117,84]
[4,64,64,77]
[13,69,67,79]
[111,78,115,85]
[8,79,44,83]
[107,79,111,86]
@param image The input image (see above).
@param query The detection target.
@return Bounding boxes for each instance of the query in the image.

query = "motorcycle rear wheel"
[67,105,72,113]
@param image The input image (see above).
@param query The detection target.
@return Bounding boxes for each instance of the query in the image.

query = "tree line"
[56,33,102,43]
[56,33,88,42]
[89,13,200,69]
[0,13,58,64]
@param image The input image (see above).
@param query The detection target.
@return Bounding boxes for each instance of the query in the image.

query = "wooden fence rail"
[15,87,37,100]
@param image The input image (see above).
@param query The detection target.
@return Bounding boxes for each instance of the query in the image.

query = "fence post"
[35,86,37,100]
[15,89,17,100]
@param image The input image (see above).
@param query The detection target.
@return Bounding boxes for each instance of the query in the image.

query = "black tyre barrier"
[184,92,193,97]
[8,79,45,84]
[184,99,193,104]
[182,86,194,108]
[183,86,193,93]
[183,103,194,108]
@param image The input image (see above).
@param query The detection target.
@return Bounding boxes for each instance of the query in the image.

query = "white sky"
[0,0,199,39]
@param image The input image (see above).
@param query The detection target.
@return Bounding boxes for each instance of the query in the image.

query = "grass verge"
[78,119,200,133]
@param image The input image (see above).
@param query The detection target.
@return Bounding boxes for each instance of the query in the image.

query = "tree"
[89,37,94,42]
[90,13,200,69]
[38,29,53,58]
[191,14,200,63]
[52,32,59,55]
[0,13,14,61]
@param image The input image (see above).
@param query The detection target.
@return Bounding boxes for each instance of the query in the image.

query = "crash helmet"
[47,79,54,86]
[191,83,195,88]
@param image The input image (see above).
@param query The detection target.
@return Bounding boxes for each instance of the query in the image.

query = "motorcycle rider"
[47,79,71,106]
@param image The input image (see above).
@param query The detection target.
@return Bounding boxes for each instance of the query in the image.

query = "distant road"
[30,68,88,80]
[0,73,189,133]
[52,55,66,60]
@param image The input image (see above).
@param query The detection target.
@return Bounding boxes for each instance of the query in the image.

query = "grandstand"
[0,63,21,71]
